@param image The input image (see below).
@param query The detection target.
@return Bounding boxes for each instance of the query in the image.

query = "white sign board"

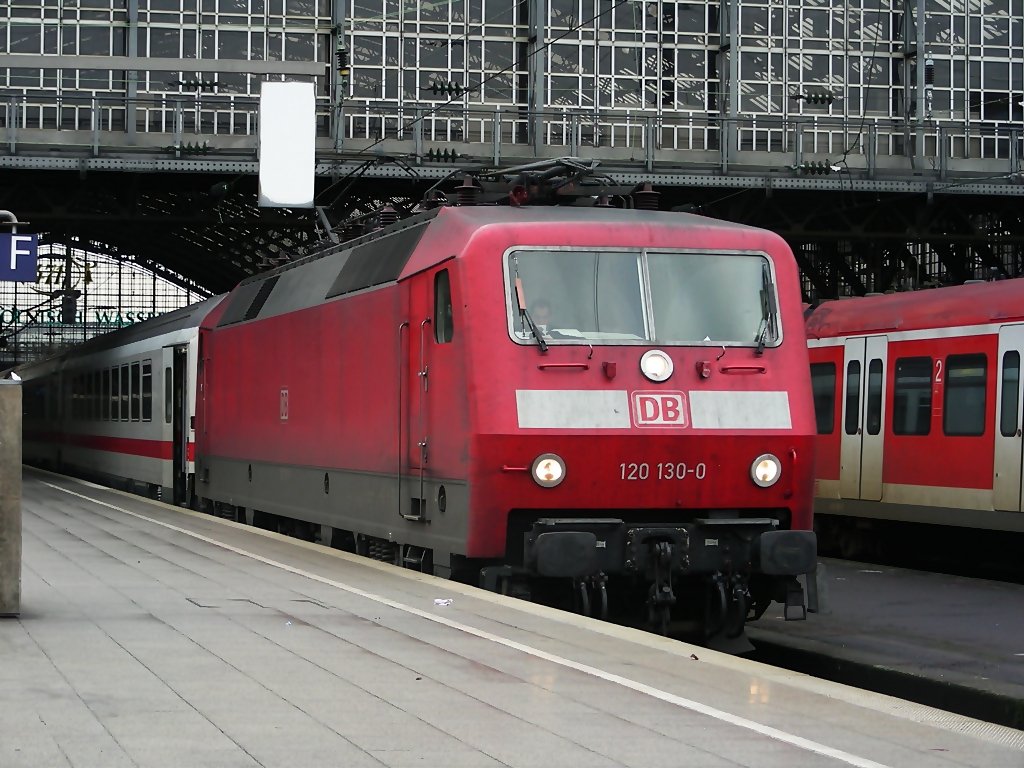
[258,81,315,208]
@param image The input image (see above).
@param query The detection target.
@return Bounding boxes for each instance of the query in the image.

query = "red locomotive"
[806,279,1024,558]
[18,194,818,644]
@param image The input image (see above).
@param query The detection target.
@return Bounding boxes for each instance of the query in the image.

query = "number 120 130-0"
[620,462,707,481]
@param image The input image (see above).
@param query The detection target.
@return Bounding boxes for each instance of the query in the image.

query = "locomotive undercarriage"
[190,468,816,645]
[486,516,817,641]
[197,494,817,642]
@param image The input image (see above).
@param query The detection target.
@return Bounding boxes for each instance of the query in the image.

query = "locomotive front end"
[467,212,817,642]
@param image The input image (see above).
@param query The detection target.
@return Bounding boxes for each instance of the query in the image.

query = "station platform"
[3,469,1023,768]
[748,557,1024,727]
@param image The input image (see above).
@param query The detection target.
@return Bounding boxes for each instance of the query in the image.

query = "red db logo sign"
[631,392,688,427]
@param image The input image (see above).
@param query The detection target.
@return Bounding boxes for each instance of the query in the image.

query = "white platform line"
[45,481,891,768]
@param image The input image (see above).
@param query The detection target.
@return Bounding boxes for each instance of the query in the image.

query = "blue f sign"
[0,234,38,282]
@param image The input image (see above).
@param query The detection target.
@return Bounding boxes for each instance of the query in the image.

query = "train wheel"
[287,519,316,542]
[251,509,277,531]
[335,529,357,552]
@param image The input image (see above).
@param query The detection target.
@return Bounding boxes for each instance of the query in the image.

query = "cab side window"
[434,269,454,344]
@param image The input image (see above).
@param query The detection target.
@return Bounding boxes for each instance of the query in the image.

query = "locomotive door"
[839,336,887,501]
[993,324,1024,512]
[403,265,458,521]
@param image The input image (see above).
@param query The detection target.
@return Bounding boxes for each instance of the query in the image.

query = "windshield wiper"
[521,305,548,353]
[512,272,548,353]
[755,265,778,356]
[755,318,769,355]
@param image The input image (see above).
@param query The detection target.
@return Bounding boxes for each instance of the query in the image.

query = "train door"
[403,266,459,522]
[993,324,1024,512]
[163,344,189,505]
[404,272,434,521]
[839,336,887,500]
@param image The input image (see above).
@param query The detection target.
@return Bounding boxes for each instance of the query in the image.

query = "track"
[816,516,1024,585]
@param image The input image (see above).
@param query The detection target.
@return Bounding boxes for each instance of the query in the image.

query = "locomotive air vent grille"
[216,281,263,326]
[244,276,281,321]
[326,224,427,299]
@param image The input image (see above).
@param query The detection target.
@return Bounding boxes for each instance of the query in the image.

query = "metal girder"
[3,153,1023,197]
[3,163,1022,298]
[931,243,971,285]
[792,249,832,302]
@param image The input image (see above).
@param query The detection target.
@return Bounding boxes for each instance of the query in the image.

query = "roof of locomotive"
[404,205,790,277]
[418,204,762,229]
[255,204,787,284]
[207,203,797,330]
[805,278,1024,339]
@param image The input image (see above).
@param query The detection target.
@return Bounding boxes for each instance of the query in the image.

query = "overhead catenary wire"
[838,0,888,165]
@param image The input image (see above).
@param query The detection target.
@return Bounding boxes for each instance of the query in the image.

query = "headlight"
[532,453,566,488]
[751,453,781,487]
[640,349,674,382]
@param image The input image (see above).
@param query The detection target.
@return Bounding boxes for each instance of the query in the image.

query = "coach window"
[844,360,861,435]
[165,367,172,424]
[944,354,987,436]
[88,371,96,420]
[90,371,96,420]
[92,371,101,420]
[102,369,110,421]
[120,365,130,422]
[810,362,836,434]
[141,360,152,421]
[111,367,120,421]
[892,357,932,435]
[1000,351,1019,437]
[434,269,453,343]
[131,363,141,421]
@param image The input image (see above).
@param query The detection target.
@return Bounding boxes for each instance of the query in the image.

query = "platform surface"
[2,470,1022,768]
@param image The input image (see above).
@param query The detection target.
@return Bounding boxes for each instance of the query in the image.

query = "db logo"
[631,391,688,427]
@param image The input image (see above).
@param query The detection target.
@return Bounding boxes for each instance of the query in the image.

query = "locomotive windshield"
[507,248,779,347]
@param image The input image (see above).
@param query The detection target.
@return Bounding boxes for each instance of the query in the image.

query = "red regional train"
[17,200,818,643]
[806,279,1024,558]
